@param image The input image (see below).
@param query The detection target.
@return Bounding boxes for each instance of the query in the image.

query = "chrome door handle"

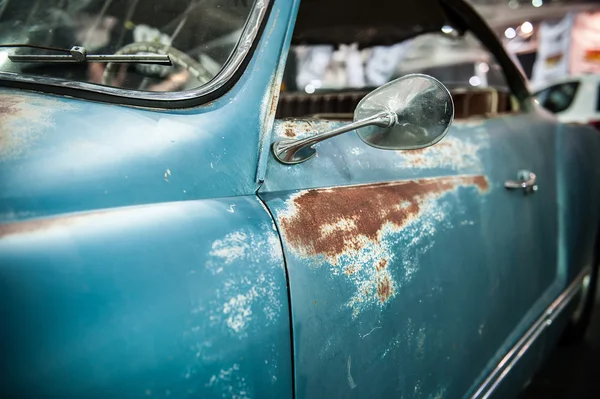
[505,171,538,193]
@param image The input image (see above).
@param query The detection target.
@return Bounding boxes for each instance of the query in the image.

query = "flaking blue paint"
[0,0,295,397]
[1,0,600,398]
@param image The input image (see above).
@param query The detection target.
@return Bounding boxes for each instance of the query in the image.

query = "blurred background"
[471,0,600,84]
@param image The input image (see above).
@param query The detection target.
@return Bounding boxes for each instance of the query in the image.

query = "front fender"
[0,196,292,398]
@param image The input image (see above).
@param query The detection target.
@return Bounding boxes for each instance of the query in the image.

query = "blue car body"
[1,0,599,398]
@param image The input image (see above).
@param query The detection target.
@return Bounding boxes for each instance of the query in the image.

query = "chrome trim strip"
[0,0,270,105]
[471,267,592,399]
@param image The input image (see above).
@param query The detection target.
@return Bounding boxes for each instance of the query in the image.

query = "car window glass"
[283,32,508,93]
[535,82,579,113]
[0,0,254,93]
[277,31,513,119]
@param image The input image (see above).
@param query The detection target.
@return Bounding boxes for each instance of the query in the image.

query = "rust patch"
[375,258,388,271]
[376,274,394,303]
[0,96,20,118]
[0,203,190,240]
[284,127,295,138]
[279,175,488,260]
[0,204,157,238]
[0,96,25,152]
[0,92,73,161]
[278,174,488,314]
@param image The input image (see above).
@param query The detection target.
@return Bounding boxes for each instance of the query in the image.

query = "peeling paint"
[274,119,333,140]
[205,226,284,336]
[0,93,74,161]
[395,137,486,171]
[255,196,279,232]
[182,221,285,397]
[204,364,250,399]
[209,231,250,265]
[277,175,489,316]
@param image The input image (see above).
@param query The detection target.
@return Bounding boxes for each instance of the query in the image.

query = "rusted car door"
[255,1,560,398]
[259,107,559,397]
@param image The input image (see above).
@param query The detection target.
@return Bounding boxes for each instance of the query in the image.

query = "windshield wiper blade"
[0,44,171,65]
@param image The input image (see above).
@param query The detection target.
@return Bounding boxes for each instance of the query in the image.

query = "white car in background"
[533,74,600,129]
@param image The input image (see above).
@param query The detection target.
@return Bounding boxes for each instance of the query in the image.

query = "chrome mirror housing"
[272,74,454,165]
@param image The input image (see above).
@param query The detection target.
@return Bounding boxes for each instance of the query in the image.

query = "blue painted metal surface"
[554,121,600,282]
[0,0,294,221]
[0,0,296,397]
[257,108,569,398]
[1,0,600,398]
[0,197,291,398]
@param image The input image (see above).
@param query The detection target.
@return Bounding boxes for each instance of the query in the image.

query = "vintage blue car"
[1,0,599,398]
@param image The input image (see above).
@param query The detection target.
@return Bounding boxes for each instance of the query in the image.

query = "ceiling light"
[469,76,481,87]
[304,84,315,94]
[532,0,543,7]
[505,27,517,39]
[521,21,533,34]
[441,25,454,34]
[478,62,490,73]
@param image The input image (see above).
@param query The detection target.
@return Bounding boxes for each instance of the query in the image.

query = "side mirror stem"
[272,110,395,165]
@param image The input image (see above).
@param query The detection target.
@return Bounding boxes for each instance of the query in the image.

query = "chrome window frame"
[0,0,272,108]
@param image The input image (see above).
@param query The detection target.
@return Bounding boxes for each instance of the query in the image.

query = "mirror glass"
[354,74,454,150]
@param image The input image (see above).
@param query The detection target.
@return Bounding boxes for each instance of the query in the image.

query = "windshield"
[0,0,254,92]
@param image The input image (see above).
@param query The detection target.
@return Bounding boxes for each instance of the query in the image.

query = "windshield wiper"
[0,44,171,65]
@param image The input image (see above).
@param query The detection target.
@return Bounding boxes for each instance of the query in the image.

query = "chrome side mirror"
[272,74,454,164]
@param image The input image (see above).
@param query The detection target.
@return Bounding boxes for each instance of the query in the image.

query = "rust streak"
[0,207,120,238]
[279,175,488,260]
[0,212,101,238]
[269,84,280,119]
[1,93,73,161]
[0,97,25,149]
[0,216,78,238]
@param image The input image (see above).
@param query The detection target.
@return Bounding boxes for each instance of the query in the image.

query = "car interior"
[275,0,516,121]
